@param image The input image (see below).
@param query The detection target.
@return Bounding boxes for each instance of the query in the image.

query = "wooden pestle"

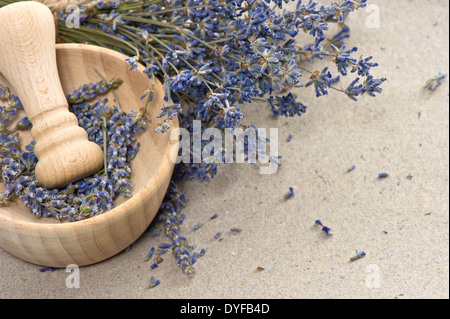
[0,1,104,189]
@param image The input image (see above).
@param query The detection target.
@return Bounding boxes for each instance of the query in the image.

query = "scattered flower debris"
[179,213,186,225]
[284,187,295,200]
[156,249,168,255]
[149,276,160,288]
[192,252,199,264]
[159,243,172,249]
[424,72,446,91]
[144,247,155,262]
[39,267,59,272]
[315,220,333,236]
[150,260,159,270]
[378,172,389,179]
[192,223,203,231]
[350,250,366,261]
[345,164,356,173]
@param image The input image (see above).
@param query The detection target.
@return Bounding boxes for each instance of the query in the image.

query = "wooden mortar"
[0,4,178,267]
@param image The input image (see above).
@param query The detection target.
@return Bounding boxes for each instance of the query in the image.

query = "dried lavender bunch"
[0,0,387,180]
[0,79,146,221]
[0,0,387,277]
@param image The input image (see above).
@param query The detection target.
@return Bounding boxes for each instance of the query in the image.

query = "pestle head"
[0,1,104,189]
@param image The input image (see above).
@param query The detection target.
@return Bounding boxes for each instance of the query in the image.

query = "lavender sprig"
[425,72,446,91]
[315,219,333,236]
[350,250,366,261]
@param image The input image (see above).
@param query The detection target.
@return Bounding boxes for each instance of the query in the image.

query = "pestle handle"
[0,1,104,189]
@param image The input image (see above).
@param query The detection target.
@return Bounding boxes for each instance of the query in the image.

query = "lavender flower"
[157,104,182,121]
[353,56,379,76]
[305,67,334,97]
[125,56,139,71]
[350,250,366,261]
[322,226,333,236]
[150,260,159,270]
[378,172,389,179]
[268,93,307,118]
[364,75,386,97]
[345,78,365,101]
[39,267,59,272]
[331,44,358,76]
[328,25,350,48]
[15,117,32,130]
[144,247,155,262]
[50,0,383,146]
[284,187,295,200]
[159,243,172,249]
[149,276,160,288]
[315,220,333,236]
[425,72,446,91]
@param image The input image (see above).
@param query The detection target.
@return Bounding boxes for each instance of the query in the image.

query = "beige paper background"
[1,0,448,298]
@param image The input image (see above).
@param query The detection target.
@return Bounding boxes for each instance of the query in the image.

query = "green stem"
[102,117,108,176]
[59,26,135,55]
[298,66,343,92]
[94,68,122,113]
[208,37,234,44]
[121,16,181,29]
[251,97,268,102]
[294,50,336,58]
[298,65,314,74]
[202,78,214,94]
[59,24,140,58]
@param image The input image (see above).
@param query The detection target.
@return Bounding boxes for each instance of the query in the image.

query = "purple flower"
[305,67,333,97]
[268,93,307,118]
[125,56,139,71]
[425,72,446,91]
[331,44,358,76]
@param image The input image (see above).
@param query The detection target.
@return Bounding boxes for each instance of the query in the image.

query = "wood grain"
[0,1,104,189]
[0,43,178,267]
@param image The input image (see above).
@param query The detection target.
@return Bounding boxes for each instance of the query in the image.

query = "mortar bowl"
[0,44,178,267]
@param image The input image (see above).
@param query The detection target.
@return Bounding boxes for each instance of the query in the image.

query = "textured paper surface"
[0,0,448,298]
